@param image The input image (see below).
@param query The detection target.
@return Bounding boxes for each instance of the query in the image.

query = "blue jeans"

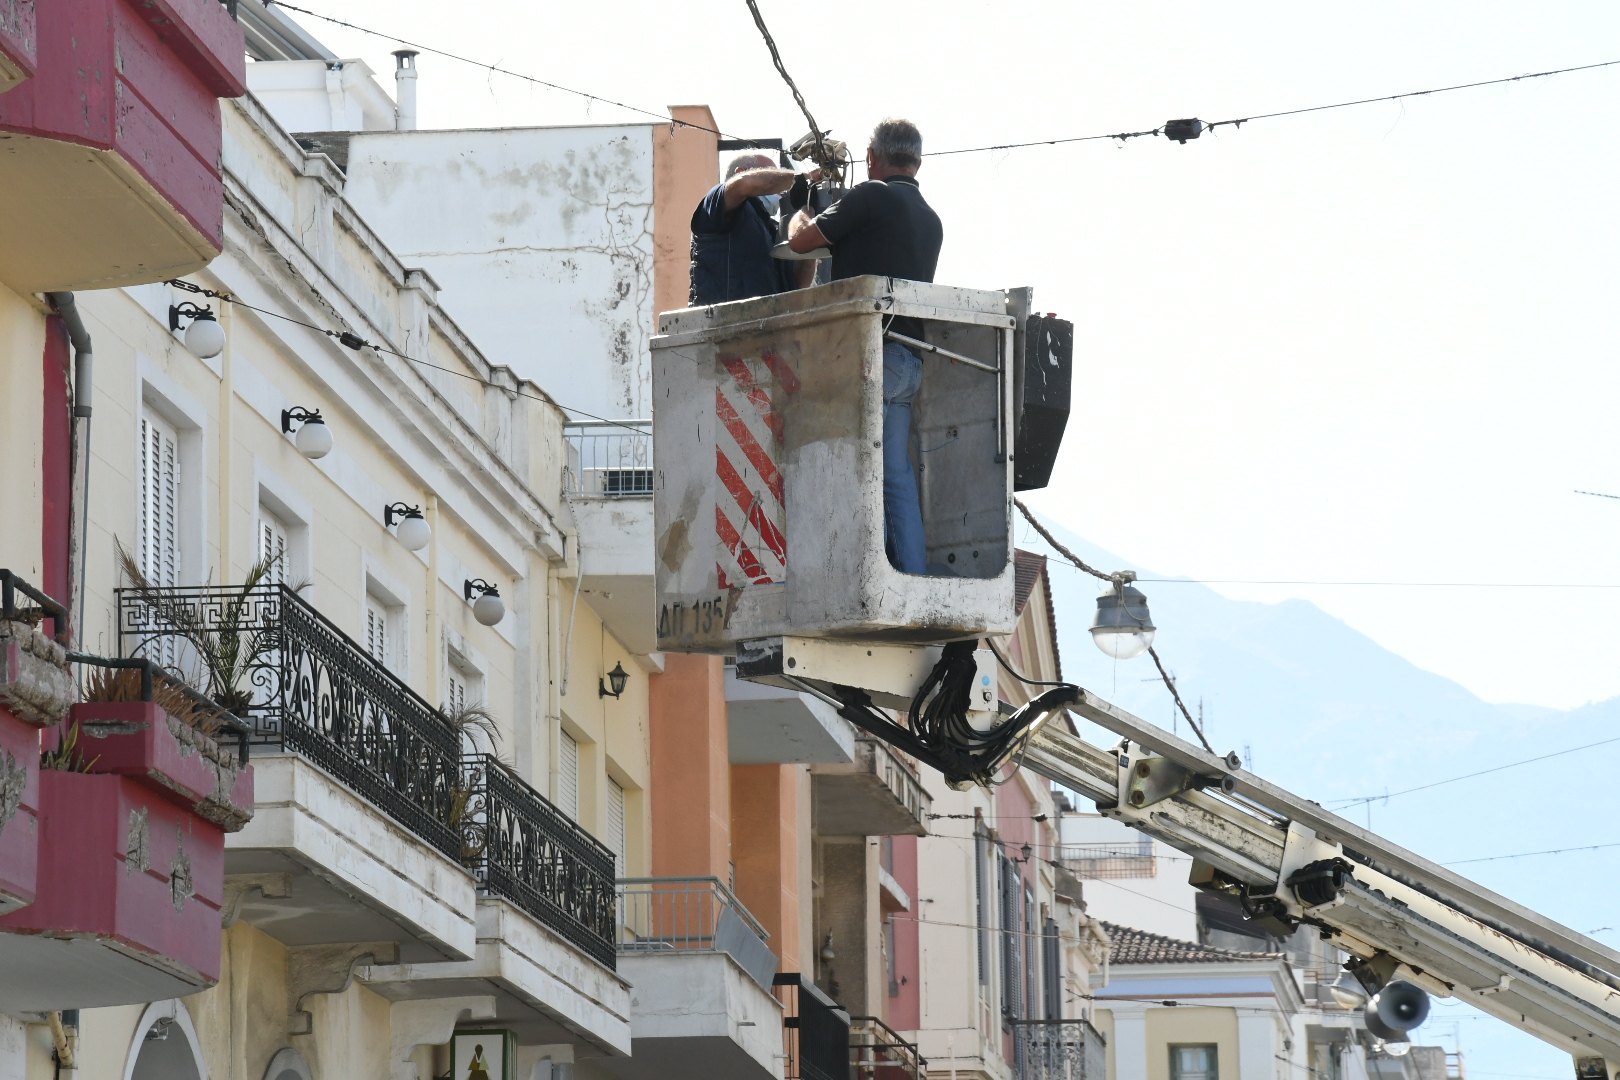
[882,341,927,574]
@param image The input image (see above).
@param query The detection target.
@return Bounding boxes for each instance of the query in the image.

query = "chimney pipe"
[393,50,418,131]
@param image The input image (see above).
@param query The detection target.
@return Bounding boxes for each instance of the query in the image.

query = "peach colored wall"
[730,763,803,973]
[652,104,720,318]
[648,652,731,878]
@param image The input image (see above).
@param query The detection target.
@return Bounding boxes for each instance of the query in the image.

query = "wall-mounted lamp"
[464,578,505,626]
[599,661,629,699]
[168,302,225,360]
[384,502,431,551]
[280,407,333,459]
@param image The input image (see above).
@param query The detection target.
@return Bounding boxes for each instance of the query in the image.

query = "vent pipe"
[393,50,418,131]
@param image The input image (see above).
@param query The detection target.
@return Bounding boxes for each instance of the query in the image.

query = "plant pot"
[0,770,224,1009]
[0,705,39,915]
[66,701,254,831]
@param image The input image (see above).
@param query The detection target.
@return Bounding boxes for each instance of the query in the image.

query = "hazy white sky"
[280,0,1620,710]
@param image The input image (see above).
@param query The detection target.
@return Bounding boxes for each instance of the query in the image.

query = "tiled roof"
[1102,923,1277,965]
[1012,549,1062,680]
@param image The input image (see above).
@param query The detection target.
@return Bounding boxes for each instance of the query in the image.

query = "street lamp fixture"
[280,407,333,459]
[1090,571,1155,660]
[599,661,629,699]
[464,578,505,626]
[169,302,225,360]
[384,502,430,551]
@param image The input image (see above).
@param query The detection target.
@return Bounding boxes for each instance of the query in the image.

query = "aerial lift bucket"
[651,276,1029,653]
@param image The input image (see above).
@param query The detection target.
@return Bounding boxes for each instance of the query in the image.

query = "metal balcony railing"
[1008,1019,1107,1080]
[1058,842,1156,879]
[616,876,776,988]
[774,973,853,1080]
[565,420,652,497]
[118,583,618,968]
[850,1016,926,1080]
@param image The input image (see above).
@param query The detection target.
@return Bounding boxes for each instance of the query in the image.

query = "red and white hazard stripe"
[714,352,794,588]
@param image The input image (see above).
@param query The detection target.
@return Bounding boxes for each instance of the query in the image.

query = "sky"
[274,0,1620,711]
[263,2,1619,1070]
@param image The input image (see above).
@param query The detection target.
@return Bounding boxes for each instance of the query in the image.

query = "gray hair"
[869,118,922,169]
[726,152,776,179]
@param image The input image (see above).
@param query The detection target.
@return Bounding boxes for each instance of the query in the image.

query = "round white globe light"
[472,589,505,626]
[1090,580,1156,660]
[394,512,431,551]
[1381,1041,1411,1058]
[184,314,226,360]
[294,418,333,459]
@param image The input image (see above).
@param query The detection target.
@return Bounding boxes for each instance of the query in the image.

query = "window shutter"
[366,595,390,667]
[559,730,580,819]
[974,831,990,985]
[606,777,626,875]
[139,411,180,589]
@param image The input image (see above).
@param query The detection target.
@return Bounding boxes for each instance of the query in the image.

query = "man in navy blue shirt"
[689,153,812,306]
[789,119,942,576]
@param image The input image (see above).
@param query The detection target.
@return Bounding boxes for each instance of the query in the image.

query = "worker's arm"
[787,210,819,287]
[788,220,829,254]
[722,167,797,213]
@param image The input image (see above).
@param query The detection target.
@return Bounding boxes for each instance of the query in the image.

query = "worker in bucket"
[689,153,816,306]
[788,118,944,575]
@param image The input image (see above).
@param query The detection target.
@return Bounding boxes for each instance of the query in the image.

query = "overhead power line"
[167,280,648,435]
[928,58,1620,157]
[1445,841,1620,866]
[1330,733,1620,809]
[263,0,770,149]
[740,0,830,168]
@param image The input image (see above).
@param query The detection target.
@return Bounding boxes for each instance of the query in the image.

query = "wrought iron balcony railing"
[616,875,776,989]
[1008,1019,1107,1080]
[462,754,618,969]
[850,1015,926,1080]
[118,583,618,969]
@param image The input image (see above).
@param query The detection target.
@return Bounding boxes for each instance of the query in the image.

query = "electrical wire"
[166,280,649,435]
[740,0,830,169]
[1136,576,1620,589]
[1329,733,1620,808]
[927,58,1620,157]
[262,1,773,150]
[1443,841,1620,866]
[986,638,1071,688]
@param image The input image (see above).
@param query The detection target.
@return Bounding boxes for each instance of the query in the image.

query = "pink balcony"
[70,700,254,830]
[0,0,246,292]
[0,706,39,917]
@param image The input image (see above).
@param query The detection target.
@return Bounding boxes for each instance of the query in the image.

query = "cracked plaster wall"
[343,126,657,422]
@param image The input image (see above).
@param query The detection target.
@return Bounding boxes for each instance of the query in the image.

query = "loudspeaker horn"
[1372,981,1430,1032]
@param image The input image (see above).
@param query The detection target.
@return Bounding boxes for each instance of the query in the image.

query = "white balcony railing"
[565,420,652,497]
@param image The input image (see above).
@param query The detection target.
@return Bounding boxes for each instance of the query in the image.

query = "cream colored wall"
[1095,1009,1116,1080]
[1143,1005,1239,1080]
[0,285,45,581]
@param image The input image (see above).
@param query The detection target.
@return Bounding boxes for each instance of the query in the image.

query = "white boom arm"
[1024,687,1620,1076]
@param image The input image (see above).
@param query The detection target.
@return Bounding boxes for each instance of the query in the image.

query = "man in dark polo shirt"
[689,152,814,306]
[789,118,943,575]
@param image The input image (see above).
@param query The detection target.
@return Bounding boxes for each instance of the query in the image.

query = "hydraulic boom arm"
[1022,686,1620,1075]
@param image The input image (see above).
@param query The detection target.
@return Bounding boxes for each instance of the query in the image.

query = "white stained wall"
[246,58,398,132]
[342,124,658,423]
[1059,811,1199,941]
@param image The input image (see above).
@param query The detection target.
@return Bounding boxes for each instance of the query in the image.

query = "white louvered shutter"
[558,730,580,820]
[366,595,390,667]
[139,411,180,589]
[606,777,626,876]
[258,508,289,585]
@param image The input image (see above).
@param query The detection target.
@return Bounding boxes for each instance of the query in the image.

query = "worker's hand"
[789,173,811,212]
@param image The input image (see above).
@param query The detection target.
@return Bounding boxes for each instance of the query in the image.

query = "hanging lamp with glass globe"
[1090,572,1156,660]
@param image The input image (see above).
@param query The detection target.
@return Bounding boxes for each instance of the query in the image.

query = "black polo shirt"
[813,175,943,339]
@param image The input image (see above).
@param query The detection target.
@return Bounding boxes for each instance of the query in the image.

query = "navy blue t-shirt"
[689,182,794,306]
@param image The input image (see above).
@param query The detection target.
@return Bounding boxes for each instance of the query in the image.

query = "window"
[974,828,989,985]
[1170,1045,1218,1080]
[886,916,900,998]
[366,594,391,667]
[1042,918,1062,1020]
[606,777,626,876]
[138,410,180,589]
[257,508,289,584]
[1000,854,1024,1019]
[558,729,580,820]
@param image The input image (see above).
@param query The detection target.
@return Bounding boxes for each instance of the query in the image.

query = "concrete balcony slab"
[571,496,655,656]
[356,897,633,1058]
[725,667,855,765]
[226,753,478,963]
[812,738,932,837]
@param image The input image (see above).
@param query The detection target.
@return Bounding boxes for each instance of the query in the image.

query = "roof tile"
[1101,922,1276,965]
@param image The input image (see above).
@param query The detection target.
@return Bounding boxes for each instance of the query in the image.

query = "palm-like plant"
[117,541,287,715]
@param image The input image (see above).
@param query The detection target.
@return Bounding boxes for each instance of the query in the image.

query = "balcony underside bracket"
[287,941,402,1035]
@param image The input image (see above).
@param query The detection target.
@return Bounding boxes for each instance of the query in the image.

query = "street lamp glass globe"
[294,419,333,459]
[1090,581,1156,660]
[183,314,226,360]
[395,512,431,551]
[1381,1042,1411,1058]
[472,589,505,626]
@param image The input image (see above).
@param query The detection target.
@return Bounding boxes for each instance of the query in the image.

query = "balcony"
[812,738,931,837]
[725,664,855,765]
[1009,1019,1107,1080]
[565,421,655,655]
[599,877,784,1079]
[774,973,851,1080]
[120,584,629,1048]
[850,1016,926,1080]
[1058,842,1156,880]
